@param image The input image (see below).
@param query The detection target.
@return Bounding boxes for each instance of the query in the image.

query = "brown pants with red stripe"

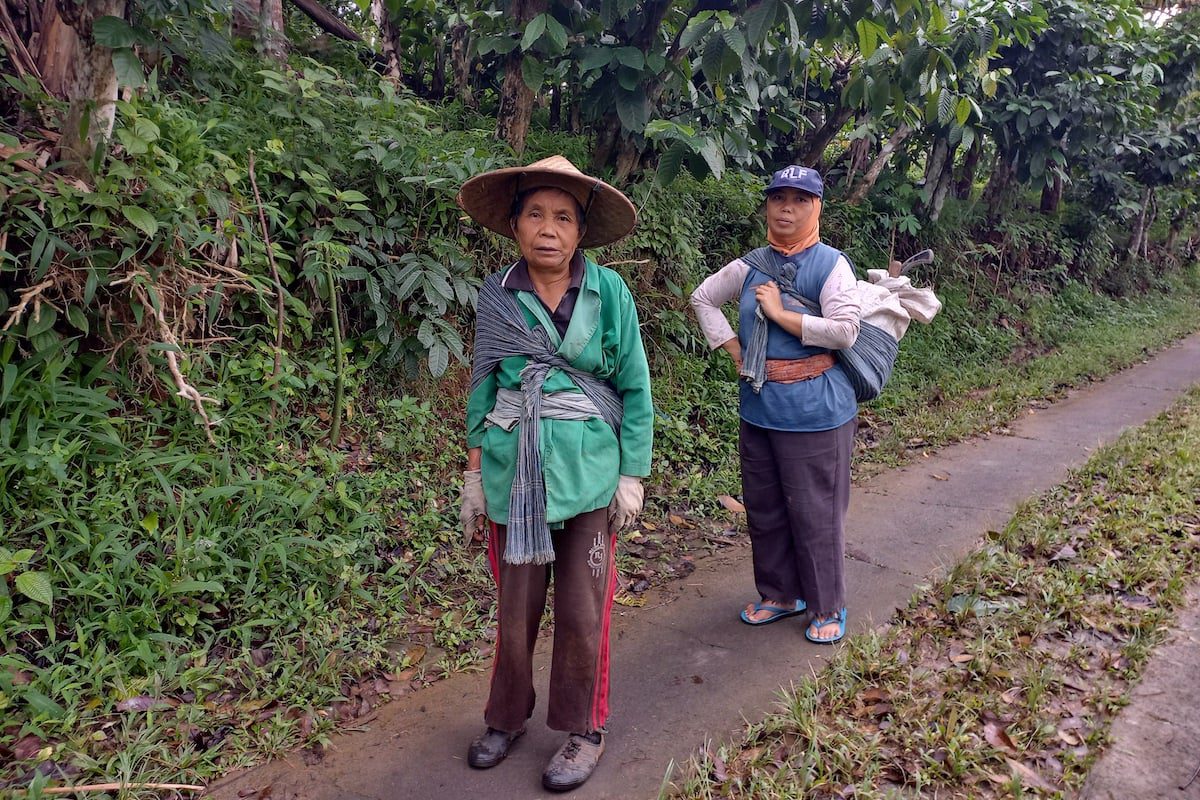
[484,506,616,735]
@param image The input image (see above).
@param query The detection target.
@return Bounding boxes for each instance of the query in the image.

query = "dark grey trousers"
[739,417,856,616]
[483,507,616,735]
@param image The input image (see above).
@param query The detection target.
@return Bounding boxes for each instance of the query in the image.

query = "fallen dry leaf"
[984,720,1019,754]
[712,752,728,783]
[1057,728,1082,746]
[1050,544,1077,562]
[1005,757,1058,792]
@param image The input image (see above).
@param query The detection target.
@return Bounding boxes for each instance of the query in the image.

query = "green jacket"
[467,258,654,525]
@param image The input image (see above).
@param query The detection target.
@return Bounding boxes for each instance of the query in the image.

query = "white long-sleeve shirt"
[689,254,861,351]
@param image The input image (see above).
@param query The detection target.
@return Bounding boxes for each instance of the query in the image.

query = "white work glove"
[460,469,487,545]
[608,475,644,532]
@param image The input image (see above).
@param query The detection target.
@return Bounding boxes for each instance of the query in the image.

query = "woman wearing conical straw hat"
[456,156,653,792]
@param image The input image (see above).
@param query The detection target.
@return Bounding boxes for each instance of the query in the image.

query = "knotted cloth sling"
[471,271,624,565]
[740,246,898,402]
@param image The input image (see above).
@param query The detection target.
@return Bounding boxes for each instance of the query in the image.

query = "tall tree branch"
[287,0,362,42]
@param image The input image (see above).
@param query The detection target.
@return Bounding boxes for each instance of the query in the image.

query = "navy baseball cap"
[764,165,824,199]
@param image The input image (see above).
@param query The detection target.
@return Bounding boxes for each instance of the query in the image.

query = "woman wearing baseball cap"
[455,156,653,791]
[690,165,861,644]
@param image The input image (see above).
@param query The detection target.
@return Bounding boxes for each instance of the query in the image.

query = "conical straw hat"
[456,155,637,249]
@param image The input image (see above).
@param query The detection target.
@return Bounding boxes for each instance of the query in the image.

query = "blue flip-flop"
[805,608,847,644]
[740,599,807,626]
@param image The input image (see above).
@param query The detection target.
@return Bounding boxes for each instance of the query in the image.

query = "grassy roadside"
[667,386,1200,799]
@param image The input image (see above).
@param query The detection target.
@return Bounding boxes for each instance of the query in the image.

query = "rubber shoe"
[542,732,604,792]
[466,727,524,769]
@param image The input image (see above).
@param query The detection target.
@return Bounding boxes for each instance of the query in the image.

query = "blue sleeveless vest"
[737,243,858,432]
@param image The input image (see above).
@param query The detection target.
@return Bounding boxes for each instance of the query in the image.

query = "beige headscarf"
[767,198,822,257]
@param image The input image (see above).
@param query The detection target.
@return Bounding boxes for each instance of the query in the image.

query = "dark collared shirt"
[502,251,586,337]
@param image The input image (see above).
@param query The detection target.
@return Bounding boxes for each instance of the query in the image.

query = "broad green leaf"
[15,571,53,606]
[94,15,138,48]
[856,19,878,58]
[615,88,649,134]
[112,48,145,89]
[744,0,778,45]
[617,66,641,91]
[121,205,158,238]
[140,512,159,534]
[656,141,688,186]
[701,36,728,82]
[579,47,613,72]
[521,56,546,91]
[428,343,449,377]
[937,89,954,125]
[678,18,717,53]
[720,28,747,58]
[615,47,644,70]
[544,16,568,51]
[27,306,57,338]
[956,96,971,125]
[961,126,975,152]
[520,14,548,51]
[698,137,725,180]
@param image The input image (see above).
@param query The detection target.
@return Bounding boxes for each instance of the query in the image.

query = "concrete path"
[1081,584,1200,799]
[209,333,1200,800]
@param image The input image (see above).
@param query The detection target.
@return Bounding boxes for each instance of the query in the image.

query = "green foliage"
[3,4,1200,791]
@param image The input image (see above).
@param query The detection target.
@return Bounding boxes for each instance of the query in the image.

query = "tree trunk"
[449,22,475,109]
[928,143,958,223]
[589,112,621,173]
[430,35,446,99]
[792,105,854,167]
[548,82,561,130]
[495,0,546,155]
[232,0,262,42]
[846,122,912,205]
[1125,186,1153,263]
[54,0,127,176]
[1039,171,1063,214]
[1143,188,1157,260]
[260,0,286,60]
[233,0,286,59]
[954,136,981,199]
[496,51,534,153]
[569,91,582,134]
[370,0,402,81]
[841,114,872,188]
[981,150,1017,215]
[922,136,950,191]
[613,135,640,185]
[409,58,426,97]
[1165,205,1188,254]
[36,1,79,98]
